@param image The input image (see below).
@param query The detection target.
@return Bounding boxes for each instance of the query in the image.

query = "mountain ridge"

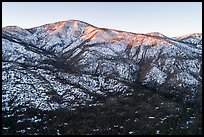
[3,19,202,42]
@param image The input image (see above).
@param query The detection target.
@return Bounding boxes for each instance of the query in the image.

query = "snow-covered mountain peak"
[176,33,202,39]
[3,25,23,31]
[1,20,180,47]
[174,33,202,45]
[2,19,202,112]
[3,25,32,36]
[146,32,166,38]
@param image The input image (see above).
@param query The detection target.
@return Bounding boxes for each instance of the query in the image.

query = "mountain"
[2,20,202,135]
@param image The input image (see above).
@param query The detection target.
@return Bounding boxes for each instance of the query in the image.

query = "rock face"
[2,20,202,112]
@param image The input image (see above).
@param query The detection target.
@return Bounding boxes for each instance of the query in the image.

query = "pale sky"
[2,2,202,37]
